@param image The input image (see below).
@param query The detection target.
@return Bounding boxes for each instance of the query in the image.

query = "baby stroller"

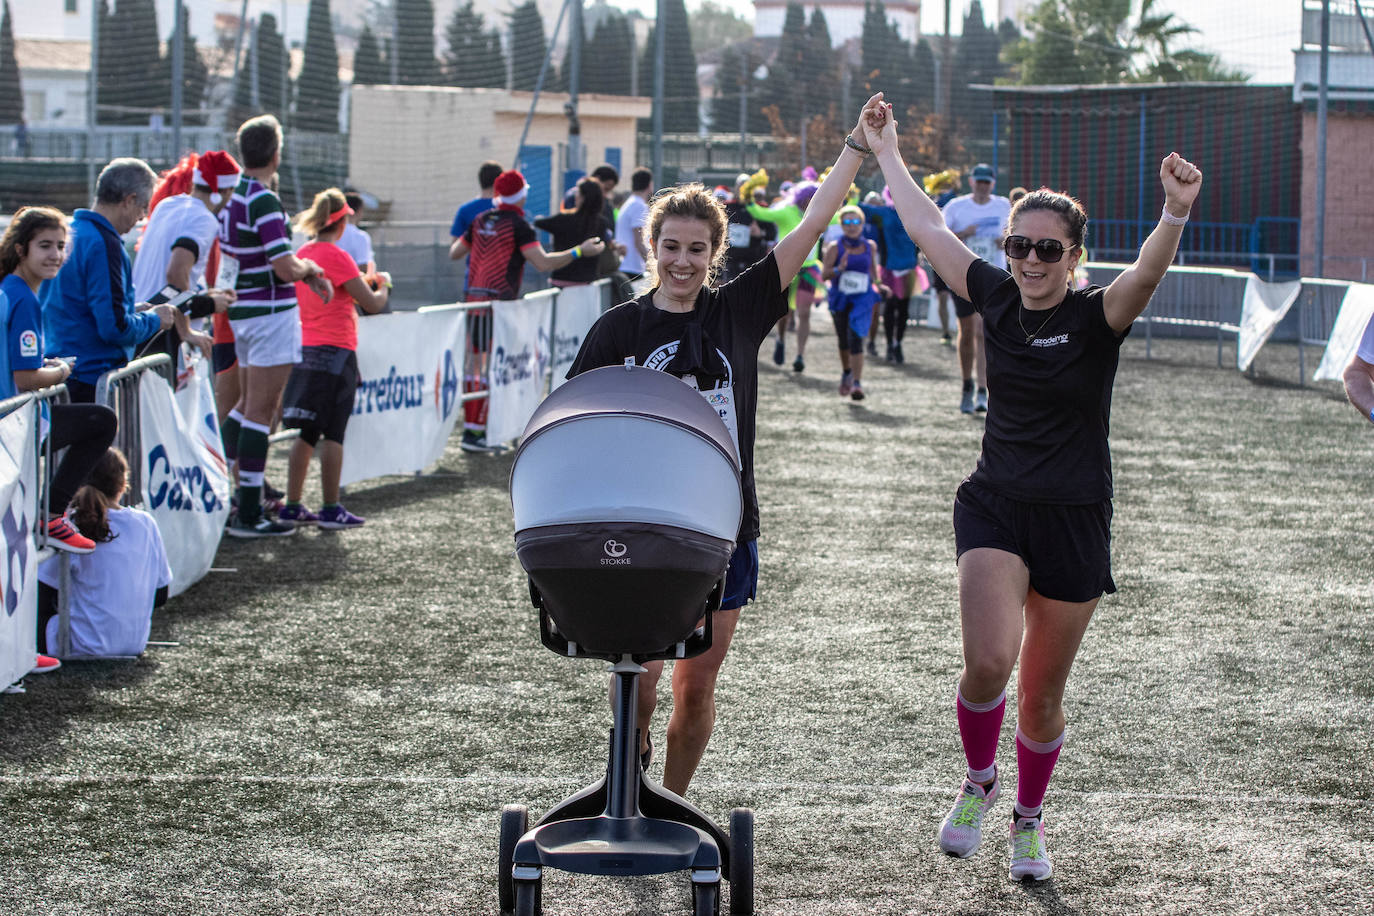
[503,364,755,915]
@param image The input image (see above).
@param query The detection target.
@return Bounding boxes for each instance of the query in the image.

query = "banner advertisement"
[486,292,554,445]
[341,308,467,486]
[1237,277,1302,372]
[138,359,232,598]
[0,401,38,688]
[550,284,603,391]
[1314,283,1374,382]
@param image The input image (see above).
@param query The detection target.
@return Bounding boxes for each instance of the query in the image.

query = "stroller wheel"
[514,877,542,916]
[691,880,721,916]
[728,808,755,914]
[498,804,528,912]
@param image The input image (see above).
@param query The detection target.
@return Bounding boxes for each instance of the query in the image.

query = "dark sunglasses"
[841,218,863,226]
[1003,235,1074,263]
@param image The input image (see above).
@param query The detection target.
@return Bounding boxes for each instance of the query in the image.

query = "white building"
[752,0,922,47]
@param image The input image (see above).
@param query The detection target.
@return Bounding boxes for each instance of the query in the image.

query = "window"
[66,0,79,13]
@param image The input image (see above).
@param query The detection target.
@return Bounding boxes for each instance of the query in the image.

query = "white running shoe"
[938,776,999,857]
[1009,815,1053,882]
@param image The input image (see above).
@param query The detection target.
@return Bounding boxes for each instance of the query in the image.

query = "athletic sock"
[1014,726,1065,815]
[221,408,243,462]
[956,687,1006,785]
[463,375,487,431]
[236,418,270,522]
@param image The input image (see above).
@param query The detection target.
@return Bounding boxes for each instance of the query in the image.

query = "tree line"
[0,0,1242,139]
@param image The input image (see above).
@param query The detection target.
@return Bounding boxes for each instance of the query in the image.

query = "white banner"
[1237,276,1302,372]
[0,400,39,687]
[341,308,466,486]
[550,284,604,391]
[138,359,231,598]
[486,292,554,445]
[1314,283,1374,381]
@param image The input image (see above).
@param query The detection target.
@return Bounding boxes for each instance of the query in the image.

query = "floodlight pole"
[568,0,583,176]
[653,0,665,182]
[172,1,184,157]
[1315,0,1329,277]
[86,0,99,199]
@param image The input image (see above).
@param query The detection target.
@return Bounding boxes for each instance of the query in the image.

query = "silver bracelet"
[1160,206,1189,226]
[844,134,873,156]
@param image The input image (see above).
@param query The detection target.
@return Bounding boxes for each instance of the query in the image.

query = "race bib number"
[215,254,239,290]
[839,271,869,295]
[728,223,752,248]
[682,377,742,470]
[968,237,998,260]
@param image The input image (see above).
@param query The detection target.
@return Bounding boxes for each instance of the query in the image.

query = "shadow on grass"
[0,657,157,762]
[336,453,515,517]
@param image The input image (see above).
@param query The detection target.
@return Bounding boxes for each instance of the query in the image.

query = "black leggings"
[882,294,911,344]
[47,402,117,515]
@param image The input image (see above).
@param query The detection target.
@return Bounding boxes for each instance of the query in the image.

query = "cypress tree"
[156,4,209,127]
[582,12,634,96]
[0,0,22,124]
[762,2,808,128]
[806,7,837,114]
[638,0,697,133]
[952,0,1000,139]
[443,1,506,89]
[296,0,340,131]
[396,0,440,86]
[100,0,162,125]
[353,25,386,86]
[708,42,768,135]
[509,1,547,92]
[233,13,290,124]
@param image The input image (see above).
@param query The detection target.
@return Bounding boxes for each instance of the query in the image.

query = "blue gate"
[517,145,553,222]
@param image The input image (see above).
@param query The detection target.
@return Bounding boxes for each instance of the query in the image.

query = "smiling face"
[652,215,716,302]
[840,212,865,239]
[1007,209,1080,305]
[19,226,67,284]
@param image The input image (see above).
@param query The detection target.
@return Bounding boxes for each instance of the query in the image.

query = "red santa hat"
[494,169,528,205]
[195,150,242,205]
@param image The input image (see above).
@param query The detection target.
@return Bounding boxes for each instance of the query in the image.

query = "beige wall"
[1301,110,1374,281]
[350,86,651,225]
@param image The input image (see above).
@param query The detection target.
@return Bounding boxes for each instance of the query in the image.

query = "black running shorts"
[281,345,359,446]
[953,481,1116,603]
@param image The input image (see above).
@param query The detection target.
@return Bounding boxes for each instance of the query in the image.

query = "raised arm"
[772,93,887,286]
[861,103,976,301]
[1102,152,1202,333]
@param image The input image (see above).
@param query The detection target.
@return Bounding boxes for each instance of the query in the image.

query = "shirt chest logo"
[1030,333,1069,348]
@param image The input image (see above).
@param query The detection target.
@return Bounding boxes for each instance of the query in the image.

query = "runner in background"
[923,169,960,345]
[821,205,888,401]
[942,164,1010,414]
[719,174,769,286]
[743,172,822,372]
[861,188,920,363]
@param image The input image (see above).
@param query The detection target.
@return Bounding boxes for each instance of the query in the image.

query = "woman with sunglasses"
[820,205,888,400]
[860,102,1202,881]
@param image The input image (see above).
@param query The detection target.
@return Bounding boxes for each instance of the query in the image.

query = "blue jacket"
[859,204,919,272]
[42,208,161,386]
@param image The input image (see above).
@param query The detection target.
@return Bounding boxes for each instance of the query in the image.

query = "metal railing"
[95,353,175,505]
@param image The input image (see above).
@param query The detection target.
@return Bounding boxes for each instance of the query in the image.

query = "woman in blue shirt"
[0,207,117,553]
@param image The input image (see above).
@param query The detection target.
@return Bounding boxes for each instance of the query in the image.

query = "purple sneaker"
[317,505,365,529]
[277,503,319,525]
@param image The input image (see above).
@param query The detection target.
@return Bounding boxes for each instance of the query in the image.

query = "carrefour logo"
[147,444,224,513]
[601,538,631,566]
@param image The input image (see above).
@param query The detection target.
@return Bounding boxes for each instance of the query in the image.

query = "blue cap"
[970,163,995,182]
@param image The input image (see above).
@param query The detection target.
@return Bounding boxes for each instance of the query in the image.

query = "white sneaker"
[1009,815,1053,881]
[938,776,999,857]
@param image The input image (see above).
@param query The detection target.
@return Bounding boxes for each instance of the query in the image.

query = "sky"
[613,0,1307,84]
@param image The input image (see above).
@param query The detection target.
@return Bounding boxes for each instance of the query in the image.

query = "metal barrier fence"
[95,353,175,506]
[0,384,71,553]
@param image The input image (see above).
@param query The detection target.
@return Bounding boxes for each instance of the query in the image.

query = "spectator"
[563,163,618,229]
[448,169,605,452]
[217,114,332,539]
[616,167,654,282]
[36,447,171,658]
[450,160,503,247]
[132,150,242,361]
[40,158,184,403]
[719,173,769,286]
[0,206,117,554]
[276,189,390,530]
[535,177,614,288]
[860,186,921,364]
[1342,311,1374,425]
[336,190,377,275]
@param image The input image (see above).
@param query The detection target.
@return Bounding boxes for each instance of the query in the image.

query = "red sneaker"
[30,654,61,674]
[46,516,95,554]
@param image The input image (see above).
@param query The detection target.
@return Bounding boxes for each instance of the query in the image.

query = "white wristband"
[1160,206,1189,226]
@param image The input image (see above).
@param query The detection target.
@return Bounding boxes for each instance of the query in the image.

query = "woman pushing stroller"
[568,93,892,797]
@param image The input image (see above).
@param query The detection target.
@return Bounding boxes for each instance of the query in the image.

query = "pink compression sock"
[1014,726,1065,817]
[956,687,1006,784]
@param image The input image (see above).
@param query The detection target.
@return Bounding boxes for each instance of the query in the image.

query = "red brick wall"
[1301,110,1374,281]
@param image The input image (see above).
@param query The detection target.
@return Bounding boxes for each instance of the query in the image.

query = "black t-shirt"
[534,211,613,284]
[567,251,789,542]
[965,258,1131,504]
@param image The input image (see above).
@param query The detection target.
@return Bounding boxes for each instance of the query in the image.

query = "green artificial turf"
[2,317,1371,915]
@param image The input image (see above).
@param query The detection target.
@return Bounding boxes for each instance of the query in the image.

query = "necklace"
[1018,300,1062,343]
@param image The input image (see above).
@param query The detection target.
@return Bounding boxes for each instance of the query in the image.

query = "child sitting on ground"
[37,447,172,658]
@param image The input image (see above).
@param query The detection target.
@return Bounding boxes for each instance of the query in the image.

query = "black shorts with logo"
[281,345,359,446]
[953,480,1116,603]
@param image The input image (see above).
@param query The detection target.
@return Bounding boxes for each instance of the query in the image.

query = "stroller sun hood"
[511,365,744,656]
